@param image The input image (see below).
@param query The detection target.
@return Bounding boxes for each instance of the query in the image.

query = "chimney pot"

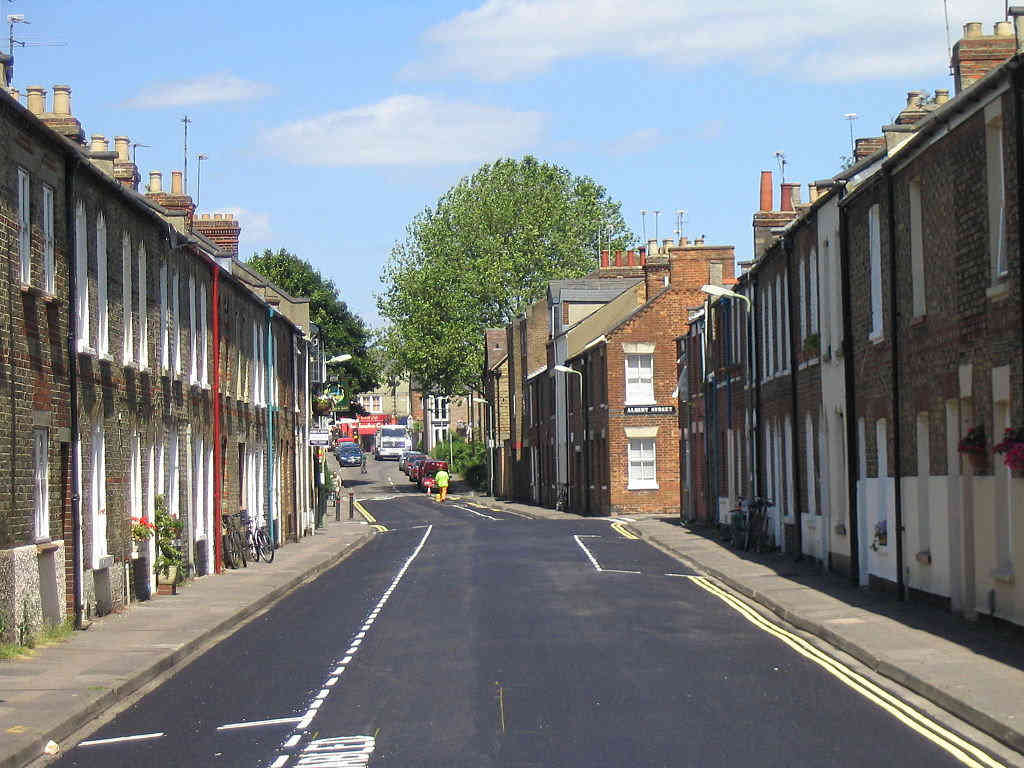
[963,21,983,38]
[52,85,71,116]
[780,183,795,212]
[662,238,673,249]
[90,134,108,153]
[25,85,45,115]
[614,250,624,267]
[995,20,1014,36]
[759,170,773,211]
[114,136,130,162]
[934,88,950,104]
[600,250,609,268]
[647,238,659,255]
[171,170,184,196]
[226,213,234,220]
[148,170,162,193]
[906,90,925,108]
[214,213,223,220]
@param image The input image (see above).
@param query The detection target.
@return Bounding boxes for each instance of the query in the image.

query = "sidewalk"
[465,489,1024,754]
[0,517,374,768]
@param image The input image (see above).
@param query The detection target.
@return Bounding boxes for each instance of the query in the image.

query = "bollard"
[336,492,341,522]
[349,492,354,520]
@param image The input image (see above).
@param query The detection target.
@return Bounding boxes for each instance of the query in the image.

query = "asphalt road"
[50,458,1007,767]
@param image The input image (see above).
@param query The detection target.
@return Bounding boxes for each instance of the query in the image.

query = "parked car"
[336,443,363,468]
[418,459,449,491]
[408,458,428,484]
[399,451,426,474]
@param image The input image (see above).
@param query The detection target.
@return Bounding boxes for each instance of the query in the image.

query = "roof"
[563,282,647,359]
[548,278,643,304]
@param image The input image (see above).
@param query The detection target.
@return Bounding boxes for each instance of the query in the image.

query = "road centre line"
[79,732,165,746]
[270,755,289,768]
[573,534,603,572]
[686,575,1008,768]
[452,503,498,520]
[217,717,302,731]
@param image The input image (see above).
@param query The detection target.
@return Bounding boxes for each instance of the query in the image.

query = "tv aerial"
[8,13,67,60]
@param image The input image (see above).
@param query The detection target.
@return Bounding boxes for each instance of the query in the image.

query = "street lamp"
[328,354,352,364]
[554,364,586,514]
[701,284,751,310]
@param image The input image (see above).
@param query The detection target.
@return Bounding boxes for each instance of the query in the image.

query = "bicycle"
[244,510,276,564]
[554,483,568,512]
[748,497,776,553]
[727,498,752,550]
[221,511,248,569]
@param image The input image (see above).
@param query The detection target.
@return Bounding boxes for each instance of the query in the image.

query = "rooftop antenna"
[131,141,150,166]
[652,210,661,241]
[774,151,787,186]
[944,0,954,72]
[181,115,191,195]
[676,209,687,240]
[196,153,208,211]
[843,113,859,158]
[640,209,647,243]
[7,13,67,63]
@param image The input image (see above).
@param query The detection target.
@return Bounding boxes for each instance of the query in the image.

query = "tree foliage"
[378,156,632,394]
[246,248,377,393]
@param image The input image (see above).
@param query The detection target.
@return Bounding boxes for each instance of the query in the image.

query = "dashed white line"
[283,734,301,748]
[452,504,498,520]
[326,676,339,686]
[217,717,302,731]
[270,754,289,768]
[79,732,164,747]
[603,569,642,574]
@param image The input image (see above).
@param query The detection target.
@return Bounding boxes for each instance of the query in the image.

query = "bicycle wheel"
[248,532,260,563]
[258,528,275,563]
[222,533,239,569]
[235,531,248,567]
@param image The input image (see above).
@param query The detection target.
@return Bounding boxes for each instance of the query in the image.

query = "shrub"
[465,463,488,489]
[430,436,486,475]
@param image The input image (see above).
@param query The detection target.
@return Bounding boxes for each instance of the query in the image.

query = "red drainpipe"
[212,265,223,574]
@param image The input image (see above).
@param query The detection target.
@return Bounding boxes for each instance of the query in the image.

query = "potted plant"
[153,495,185,594]
[130,514,155,601]
[870,519,887,551]
[803,332,820,359]
[958,426,987,470]
[313,396,334,416]
[994,427,1024,475]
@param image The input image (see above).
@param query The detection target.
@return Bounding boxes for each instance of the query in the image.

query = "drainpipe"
[65,158,84,628]
[752,275,764,498]
[886,172,907,601]
[266,308,275,545]
[838,187,861,585]
[784,235,804,559]
[211,266,223,573]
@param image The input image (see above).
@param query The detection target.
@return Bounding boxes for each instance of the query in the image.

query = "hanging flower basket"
[994,427,1024,474]
[313,397,334,416]
[958,426,987,470]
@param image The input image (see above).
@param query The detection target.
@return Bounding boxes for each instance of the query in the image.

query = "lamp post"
[700,284,757,509]
[554,365,585,514]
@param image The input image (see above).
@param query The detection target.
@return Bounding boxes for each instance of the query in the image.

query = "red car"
[418,460,449,491]
[409,458,428,484]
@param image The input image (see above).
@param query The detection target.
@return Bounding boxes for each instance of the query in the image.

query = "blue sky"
[6,0,998,326]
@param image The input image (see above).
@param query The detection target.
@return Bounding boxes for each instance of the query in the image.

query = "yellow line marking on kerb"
[611,522,638,540]
[686,575,1007,768]
[353,500,376,523]
[372,524,388,533]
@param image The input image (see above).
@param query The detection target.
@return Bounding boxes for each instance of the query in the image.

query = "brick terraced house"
[0,71,316,641]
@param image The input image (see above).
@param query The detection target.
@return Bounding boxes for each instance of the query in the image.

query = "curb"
[639,526,1024,755]
[4,529,375,768]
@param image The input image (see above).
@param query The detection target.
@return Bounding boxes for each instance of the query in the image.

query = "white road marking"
[453,504,498,520]
[270,755,289,768]
[284,734,301,748]
[277,525,434,743]
[573,534,603,572]
[217,717,302,731]
[79,732,164,747]
[665,573,689,578]
[295,736,375,767]
[602,569,642,574]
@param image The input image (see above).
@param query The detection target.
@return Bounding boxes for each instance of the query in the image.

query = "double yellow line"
[610,522,639,540]
[353,499,388,532]
[687,575,1007,768]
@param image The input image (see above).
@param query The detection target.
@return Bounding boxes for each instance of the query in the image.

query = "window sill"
[624,401,656,407]
[986,281,1010,302]
[869,331,885,346]
[98,352,114,364]
[992,566,1015,585]
[122,360,137,371]
[627,482,659,491]
[76,346,97,358]
[19,282,48,299]
[910,314,927,327]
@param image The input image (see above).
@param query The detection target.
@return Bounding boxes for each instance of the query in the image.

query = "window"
[97,215,108,357]
[986,103,1008,279]
[42,185,54,294]
[189,274,198,385]
[91,421,107,569]
[33,428,49,540]
[360,394,383,413]
[808,248,819,336]
[868,203,883,340]
[160,260,168,371]
[798,256,806,341]
[172,268,181,375]
[909,181,926,317]
[251,319,258,402]
[122,234,133,364]
[129,431,141,531]
[625,353,654,404]
[781,273,789,370]
[628,438,657,489]
[75,202,90,352]
[18,168,30,284]
[138,242,148,369]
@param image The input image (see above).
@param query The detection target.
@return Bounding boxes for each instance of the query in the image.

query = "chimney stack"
[112,136,140,191]
[38,84,84,144]
[854,136,885,160]
[114,136,130,162]
[148,170,162,193]
[193,211,242,257]
[952,20,1017,94]
[0,52,12,91]
[934,88,950,105]
[759,170,773,211]
[89,134,108,153]
[26,85,45,115]
[52,85,71,115]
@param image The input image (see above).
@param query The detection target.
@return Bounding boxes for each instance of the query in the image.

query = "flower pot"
[966,450,987,471]
[132,554,151,602]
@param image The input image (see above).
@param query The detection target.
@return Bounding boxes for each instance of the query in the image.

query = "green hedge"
[430,436,486,475]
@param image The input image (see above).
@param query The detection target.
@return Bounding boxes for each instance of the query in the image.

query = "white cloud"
[606,128,664,156]
[224,207,273,242]
[264,95,546,167]
[410,0,997,82]
[124,72,273,108]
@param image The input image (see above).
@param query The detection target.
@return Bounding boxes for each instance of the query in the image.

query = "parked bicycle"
[554,483,569,512]
[727,497,776,553]
[221,511,248,569]
[244,509,276,564]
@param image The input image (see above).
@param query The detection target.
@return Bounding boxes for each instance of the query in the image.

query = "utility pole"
[196,153,208,210]
[181,115,191,194]
[844,113,859,159]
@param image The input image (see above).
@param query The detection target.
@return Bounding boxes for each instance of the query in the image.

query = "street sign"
[624,405,676,415]
[309,430,330,446]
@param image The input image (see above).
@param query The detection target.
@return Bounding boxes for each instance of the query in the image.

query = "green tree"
[378,156,632,395]
[247,248,376,393]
